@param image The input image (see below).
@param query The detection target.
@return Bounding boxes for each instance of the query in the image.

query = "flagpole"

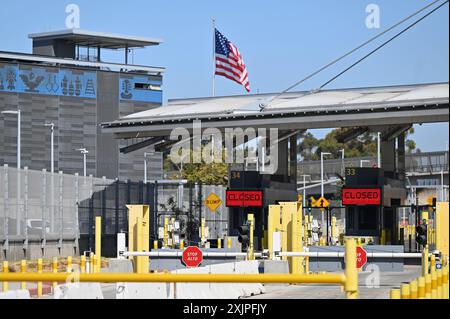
[212,17,216,97]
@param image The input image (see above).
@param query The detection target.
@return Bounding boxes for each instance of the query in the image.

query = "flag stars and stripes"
[215,29,250,92]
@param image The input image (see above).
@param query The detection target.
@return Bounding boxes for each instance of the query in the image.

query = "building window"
[134,83,162,91]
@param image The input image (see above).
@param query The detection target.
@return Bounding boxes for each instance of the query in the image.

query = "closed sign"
[342,188,381,205]
[226,190,263,207]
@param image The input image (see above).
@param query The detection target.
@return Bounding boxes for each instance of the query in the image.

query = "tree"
[164,145,229,185]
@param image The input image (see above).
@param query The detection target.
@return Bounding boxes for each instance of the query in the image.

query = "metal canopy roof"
[101,82,449,138]
[29,29,163,49]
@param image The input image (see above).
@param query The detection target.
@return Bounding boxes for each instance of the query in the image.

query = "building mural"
[119,74,162,104]
[0,63,97,99]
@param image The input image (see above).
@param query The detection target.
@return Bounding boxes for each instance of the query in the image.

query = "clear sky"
[1,0,448,151]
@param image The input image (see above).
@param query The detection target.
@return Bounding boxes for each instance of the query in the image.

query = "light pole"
[44,123,55,174]
[360,160,371,168]
[45,123,55,232]
[2,110,21,235]
[320,152,332,241]
[300,175,311,209]
[76,148,89,177]
[377,132,381,168]
[320,152,332,198]
[339,149,345,176]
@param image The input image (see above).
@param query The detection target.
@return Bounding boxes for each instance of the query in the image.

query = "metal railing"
[0,238,360,299]
[297,151,449,181]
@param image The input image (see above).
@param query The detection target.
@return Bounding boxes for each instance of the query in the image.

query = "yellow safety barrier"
[2,261,8,292]
[81,255,86,274]
[443,267,449,299]
[401,283,410,299]
[0,272,346,284]
[437,269,443,299]
[67,256,73,273]
[393,264,449,299]
[90,252,95,274]
[410,279,418,299]
[390,288,401,299]
[37,259,43,298]
[425,274,432,299]
[418,277,426,299]
[95,216,102,268]
[422,245,429,276]
[0,238,360,299]
[21,260,26,290]
[201,218,206,248]
[344,238,358,299]
[247,214,255,261]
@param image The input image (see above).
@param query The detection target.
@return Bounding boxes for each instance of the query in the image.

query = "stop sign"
[182,246,203,268]
[356,246,367,269]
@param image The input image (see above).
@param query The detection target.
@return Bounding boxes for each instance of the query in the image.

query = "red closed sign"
[342,188,381,206]
[226,190,263,207]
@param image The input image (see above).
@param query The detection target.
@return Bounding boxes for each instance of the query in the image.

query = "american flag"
[215,29,250,92]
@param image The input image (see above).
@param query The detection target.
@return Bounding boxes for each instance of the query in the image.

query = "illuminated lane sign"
[226,191,263,207]
[342,188,381,206]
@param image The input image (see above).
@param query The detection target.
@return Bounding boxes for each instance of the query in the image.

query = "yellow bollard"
[401,283,411,299]
[52,257,58,289]
[422,245,429,276]
[305,256,310,274]
[180,240,184,250]
[247,214,255,261]
[67,256,73,273]
[425,274,432,299]
[80,255,86,274]
[344,238,358,299]
[201,218,206,248]
[217,238,222,249]
[97,255,102,273]
[227,238,232,249]
[21,260,27,290]
[431,254,436,271]
[2,261,9,292]
[436,269,443,299]
[153,240,158,250]
[95,216,102,265]
[418,277,426,299]
[90,252,95,274]
[164,217,169,249]
[390,288,401,299]
[410,279,418,299]
[431,268,437,299]
[443,266,449,299]
[37,259,43,298]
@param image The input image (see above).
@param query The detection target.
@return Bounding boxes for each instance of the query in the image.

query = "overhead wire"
[318,0,449,91]
[264,0,446,107]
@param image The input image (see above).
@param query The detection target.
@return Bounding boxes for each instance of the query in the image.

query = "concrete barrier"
[116,282,172,299]
[113,261,265,299]
[0,290,31,299]
[234,261,265,297]
[53,283,104,299]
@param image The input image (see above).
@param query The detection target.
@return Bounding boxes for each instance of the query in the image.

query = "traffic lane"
[248,266,422,299]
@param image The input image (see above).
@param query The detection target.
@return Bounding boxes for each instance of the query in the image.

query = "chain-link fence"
[1,165,229,260]
[0,165,117,261]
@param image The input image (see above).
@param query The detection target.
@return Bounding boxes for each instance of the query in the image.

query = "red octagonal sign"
[182,246,203,268]
[356,246,368,269]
